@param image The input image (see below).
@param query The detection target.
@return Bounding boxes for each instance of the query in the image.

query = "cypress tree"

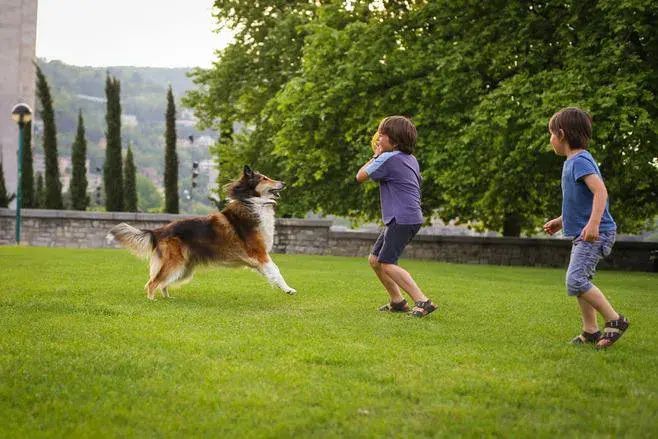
[123,146,137,212]
[103,74,123,211]
[0,161,15,208]
[20,121,35,208]
[36,64,63,209]
[164,85,178,213]
[35,172,45,208]
[70,110,89,210]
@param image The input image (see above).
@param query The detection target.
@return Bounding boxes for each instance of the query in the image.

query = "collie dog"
[106,165,296,300]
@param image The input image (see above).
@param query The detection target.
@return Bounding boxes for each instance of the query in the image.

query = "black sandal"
[410,300,437,318]
[570,331,601,345]
[378,299,411,313]
[596,315,629,349]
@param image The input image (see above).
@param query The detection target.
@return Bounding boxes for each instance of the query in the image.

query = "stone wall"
[1,208,656,272]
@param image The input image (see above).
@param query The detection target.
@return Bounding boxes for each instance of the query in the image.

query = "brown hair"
[548,107,592,149]
[378,116,417,154]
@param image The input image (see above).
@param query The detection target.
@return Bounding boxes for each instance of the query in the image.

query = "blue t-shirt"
[365,151,423,225]
[561,150,616,237]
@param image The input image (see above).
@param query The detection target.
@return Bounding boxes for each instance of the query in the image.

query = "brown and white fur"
[106,165,296,300]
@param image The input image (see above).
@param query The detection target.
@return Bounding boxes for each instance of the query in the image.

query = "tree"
[36,64,63,209]
[0,161,15,208]
[123,146,138,212]
[104,74,123,211]
[186,1,658,235]
[70,110,89,210]
[137,174,163,212]
[20,122,36,208]
[164,85,179,213]
[35,172,45,208]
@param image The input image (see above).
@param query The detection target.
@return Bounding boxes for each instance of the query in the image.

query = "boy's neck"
[566,147,586,159]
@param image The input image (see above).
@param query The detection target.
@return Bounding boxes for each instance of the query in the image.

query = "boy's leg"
[369,255,404,303]
[380,263,427,303]
[566,232,619,322]
[579,286,619,323]
[576,295,599,333]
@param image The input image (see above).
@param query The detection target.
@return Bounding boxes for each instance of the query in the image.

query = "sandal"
[410,300,437,318]
[379,299,411,313]
[570,331,601,345]
[596,315,629,349]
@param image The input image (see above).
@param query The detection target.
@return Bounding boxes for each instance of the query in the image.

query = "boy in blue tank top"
[543,107,629,349]
[356,116,437,317]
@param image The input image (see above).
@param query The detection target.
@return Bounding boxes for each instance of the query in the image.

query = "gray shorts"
[565,230,616,296]
[371,219,421,264]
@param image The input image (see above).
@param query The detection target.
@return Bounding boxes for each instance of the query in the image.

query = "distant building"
[0,0,38,207]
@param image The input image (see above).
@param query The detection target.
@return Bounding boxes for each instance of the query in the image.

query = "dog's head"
[226,165,285,204]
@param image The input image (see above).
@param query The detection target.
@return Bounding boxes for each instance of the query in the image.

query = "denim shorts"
[371,219,421,264]
[565,230,616,296]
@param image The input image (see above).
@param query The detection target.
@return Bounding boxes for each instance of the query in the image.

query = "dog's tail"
[106,223,155,259]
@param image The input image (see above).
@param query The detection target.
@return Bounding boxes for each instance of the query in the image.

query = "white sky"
[36,0,233,68]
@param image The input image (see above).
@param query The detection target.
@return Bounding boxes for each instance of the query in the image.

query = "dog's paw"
[285,287,297,295]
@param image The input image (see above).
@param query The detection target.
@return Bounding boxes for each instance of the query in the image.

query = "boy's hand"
[373,144,383,157]
[580,221,599,242]
[543,218,562,235]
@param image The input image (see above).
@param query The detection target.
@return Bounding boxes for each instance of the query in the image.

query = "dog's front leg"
[258,259,297,295]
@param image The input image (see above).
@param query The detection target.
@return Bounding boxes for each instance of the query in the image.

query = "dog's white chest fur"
[249,198,276,252]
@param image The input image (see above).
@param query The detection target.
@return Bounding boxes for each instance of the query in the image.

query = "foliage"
[0,161,15,207]
[164,86,179,213]
[1,247,657,436]
[36,64,64,209]
[69,111,89,210]
[123,146,138,212]
[136,174,163,212]
[20,122,36,208]
[186,0,658,235]
[104,75,124,212]
[35,172,45,208]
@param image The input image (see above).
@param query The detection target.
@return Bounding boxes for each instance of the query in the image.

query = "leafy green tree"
[36,64,63,209]
[0,161,15,207]
[35,172,45,208]
[187,1,658,235]
[136,174,163,212]
[164,86,179,213]
[123,146,138,212]
[70,110,89,210]
[104,74,123,211]
[20,122,36,208]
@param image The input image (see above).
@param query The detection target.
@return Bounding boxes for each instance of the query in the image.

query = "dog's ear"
[243,165,253,177]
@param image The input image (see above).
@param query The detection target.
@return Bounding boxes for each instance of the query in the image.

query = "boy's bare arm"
[356,161,372,183]
[581,174,608,240]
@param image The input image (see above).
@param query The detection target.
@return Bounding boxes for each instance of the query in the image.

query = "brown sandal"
[596,315,629,349]
[570,331,601,345]
[410,300,437,317]
[378,299,411,313]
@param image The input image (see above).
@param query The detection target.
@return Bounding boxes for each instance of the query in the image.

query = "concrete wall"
[0,0,38,203]
[1,208,656,272]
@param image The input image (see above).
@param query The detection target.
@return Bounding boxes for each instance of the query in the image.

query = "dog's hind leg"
[145,254,163,300]
[257,258,297,295]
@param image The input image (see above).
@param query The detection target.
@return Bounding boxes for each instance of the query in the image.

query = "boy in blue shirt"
[544,107,629,348]
[356,116,437,317]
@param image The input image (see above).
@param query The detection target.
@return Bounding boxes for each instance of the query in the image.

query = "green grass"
[0,247,656,438]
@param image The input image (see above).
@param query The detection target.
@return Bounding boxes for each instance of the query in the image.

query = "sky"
[35,0,234,68]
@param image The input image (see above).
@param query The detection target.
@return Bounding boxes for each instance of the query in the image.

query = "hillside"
[33,59,217,212]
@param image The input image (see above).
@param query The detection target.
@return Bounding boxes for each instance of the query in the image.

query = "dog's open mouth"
[269,188,283,199]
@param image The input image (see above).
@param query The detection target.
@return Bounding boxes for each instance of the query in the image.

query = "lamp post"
[11,103,33,244]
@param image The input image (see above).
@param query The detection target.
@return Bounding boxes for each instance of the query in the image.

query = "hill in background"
[33,59,217,212]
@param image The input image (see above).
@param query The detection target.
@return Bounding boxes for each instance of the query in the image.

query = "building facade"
[0,0,38,205]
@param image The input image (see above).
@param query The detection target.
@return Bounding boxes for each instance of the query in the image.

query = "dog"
[106,165,297,300]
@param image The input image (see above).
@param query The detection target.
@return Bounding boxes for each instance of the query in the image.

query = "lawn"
[0,246,656,438]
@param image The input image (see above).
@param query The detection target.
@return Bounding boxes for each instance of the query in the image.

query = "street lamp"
[11,103,33,244]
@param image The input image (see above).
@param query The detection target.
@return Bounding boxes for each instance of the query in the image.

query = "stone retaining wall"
[1,208,656,271]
